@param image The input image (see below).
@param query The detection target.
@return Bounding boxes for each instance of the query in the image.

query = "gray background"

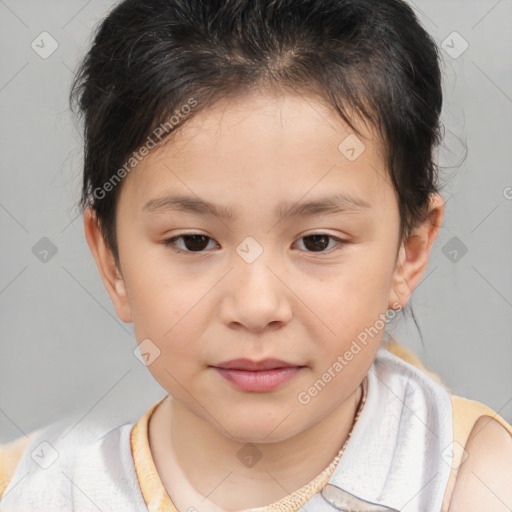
[0,0,511,444]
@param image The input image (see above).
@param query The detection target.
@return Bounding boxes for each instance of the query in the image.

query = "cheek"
[129,287,204,395]
[130,290,200,358]
[307,254,393,322]
[121,251,198,351]
[299,254,393,359]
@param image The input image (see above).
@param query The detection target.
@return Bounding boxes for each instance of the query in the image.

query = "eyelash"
[163,233,348,255]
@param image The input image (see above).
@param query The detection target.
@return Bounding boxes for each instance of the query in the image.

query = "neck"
[149,383,365,511]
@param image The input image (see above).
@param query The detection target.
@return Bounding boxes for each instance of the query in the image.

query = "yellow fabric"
[1,342,511,509]
[385,342,512,436]
[130,395,355,512]
[130,398,175,511]
[385,340,448,388]
[442,395,512,511]
[384,341,512,511]
[0,431,39,499]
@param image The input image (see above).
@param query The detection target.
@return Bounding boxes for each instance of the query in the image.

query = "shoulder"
[0,418,96,501]
[448,415,512,511]
[383,341,512,510]
[0,415,136,506]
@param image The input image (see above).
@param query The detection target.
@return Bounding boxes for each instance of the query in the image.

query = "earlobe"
[388,193,444,310]
[388,245,410,310]
[83,208,133,323]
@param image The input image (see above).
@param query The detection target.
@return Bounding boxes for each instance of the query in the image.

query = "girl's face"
[91,91,419,442]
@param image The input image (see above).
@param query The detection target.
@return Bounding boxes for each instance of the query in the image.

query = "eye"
[294,233,347,253]
[163,232,348,255]
[163,233,218,253]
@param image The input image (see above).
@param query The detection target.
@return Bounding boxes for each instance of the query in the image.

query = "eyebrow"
[143,192,372,221]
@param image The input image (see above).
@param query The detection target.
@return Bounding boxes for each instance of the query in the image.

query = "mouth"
[210,358,306,392]
[212,358,302,371]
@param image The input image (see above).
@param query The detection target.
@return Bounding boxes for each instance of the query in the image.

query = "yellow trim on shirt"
[384,340,512,510]
[2,342,511,509]
[0,431,39,499]
[130,397,177,512]
[130,395,354,511]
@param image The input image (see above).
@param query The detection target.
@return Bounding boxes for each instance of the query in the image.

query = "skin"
[83,88,509,511]
[447,416,512,511]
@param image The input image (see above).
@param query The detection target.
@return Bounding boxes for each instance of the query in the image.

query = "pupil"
[304,235,329,251]
[181,235,330,252]
[184,235,209,251]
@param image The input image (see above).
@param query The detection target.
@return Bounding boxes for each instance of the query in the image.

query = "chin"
[219,415,307,445]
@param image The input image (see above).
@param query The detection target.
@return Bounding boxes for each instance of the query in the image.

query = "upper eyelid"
[166,231,346,242]
[165,232,347,252]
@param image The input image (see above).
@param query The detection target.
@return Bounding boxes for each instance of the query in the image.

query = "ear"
[388,193,444,310]
[83,208,132,323]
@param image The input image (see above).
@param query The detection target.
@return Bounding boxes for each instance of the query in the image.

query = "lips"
[212,358,300,371]
[211,358,306,392]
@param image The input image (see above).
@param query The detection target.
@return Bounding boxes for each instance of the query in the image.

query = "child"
[1,0,511,511]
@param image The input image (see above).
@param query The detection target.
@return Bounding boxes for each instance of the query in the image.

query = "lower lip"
[213,366,304,392]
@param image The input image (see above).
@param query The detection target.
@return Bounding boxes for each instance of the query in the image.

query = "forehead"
[122,90,393,213]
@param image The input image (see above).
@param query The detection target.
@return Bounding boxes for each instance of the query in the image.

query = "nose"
[218,251,293,333]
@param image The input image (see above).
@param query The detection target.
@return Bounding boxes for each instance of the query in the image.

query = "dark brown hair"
[70,0,445,299]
